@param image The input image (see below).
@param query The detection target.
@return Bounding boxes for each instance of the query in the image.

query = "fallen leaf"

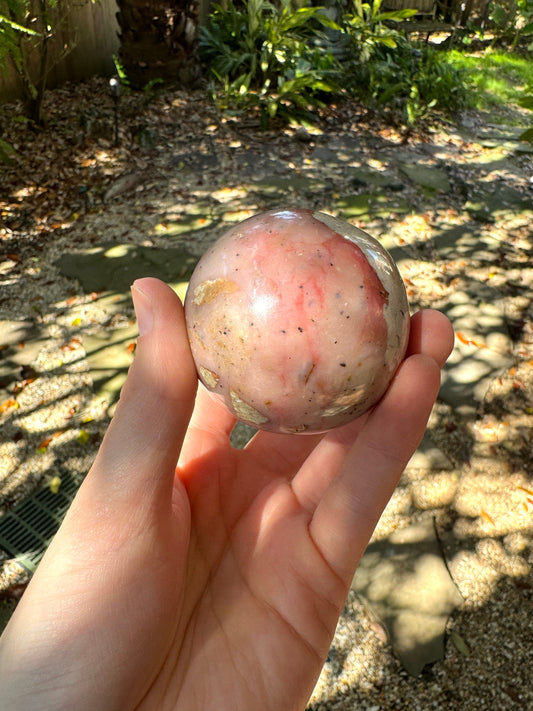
[13,378,36,394]
[0,398,18,414]
[61,336,82,351]
[450,630,470,657]
[456,332,486,348]
[49,476,62,494]
[37,430,65,452]
[518,486,533,496]
[77,430,90,444]
[481,510,495,525]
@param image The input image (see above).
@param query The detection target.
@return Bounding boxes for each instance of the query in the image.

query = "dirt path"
[1,79,532,708]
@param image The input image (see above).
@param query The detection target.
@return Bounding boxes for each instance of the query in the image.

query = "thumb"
[84,277,198,511]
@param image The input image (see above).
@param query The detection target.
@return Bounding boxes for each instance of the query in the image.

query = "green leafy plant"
[0,7,40,65]
[351,39,468,125]
[517,84,533,142]
[200,0,468,127]
[447,50,533,118]
[199,0,343,123]
[113,53,130,87]
[1,1,46,122]
[340,0,416,62]
[0,0,96,124]
[489,0,533,50]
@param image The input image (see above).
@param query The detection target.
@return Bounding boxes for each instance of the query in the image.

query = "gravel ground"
[1,79,532,709]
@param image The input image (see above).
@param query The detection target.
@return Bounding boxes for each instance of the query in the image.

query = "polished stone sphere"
[185,209,410,434]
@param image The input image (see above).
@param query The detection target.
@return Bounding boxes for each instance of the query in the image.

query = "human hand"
[0,277,454,711]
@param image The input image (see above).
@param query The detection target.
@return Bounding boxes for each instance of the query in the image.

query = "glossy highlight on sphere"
[184,209,410,434]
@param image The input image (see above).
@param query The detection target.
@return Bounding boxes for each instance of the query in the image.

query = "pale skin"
[0,277,454,711]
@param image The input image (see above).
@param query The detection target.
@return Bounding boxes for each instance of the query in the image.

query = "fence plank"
[0,0,120,104]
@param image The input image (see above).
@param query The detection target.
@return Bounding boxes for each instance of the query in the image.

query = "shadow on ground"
[1,81,532,699]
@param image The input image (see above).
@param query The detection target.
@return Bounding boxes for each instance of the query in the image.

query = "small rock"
[294,127,313,143]
[104,172,144,201]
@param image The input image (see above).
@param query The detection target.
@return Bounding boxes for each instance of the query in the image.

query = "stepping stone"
[233,149,287,180]
[405,430,453,473]
[476,125,528,141]
[348,167,404,191]
[352,513,463,675]
[170,151,220,172]
[56,244,199,414]
[382,148,428,165]
[398,163,451,193]
[82,323,138,413]
[335,192,410,219]
[326,135,363,153]
[309,146,348,166]
[251,174,327,196]
[432,224,500,262]
[474,125,533,152]
[310,136,362,166]
[56,243,198,293]
[154,203,217,238]
[439,289,513,415]
[465,183,531,222]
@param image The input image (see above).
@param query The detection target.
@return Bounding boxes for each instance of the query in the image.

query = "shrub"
[200,0,468,126]
[199,0,343,123]
[350,39,469,125]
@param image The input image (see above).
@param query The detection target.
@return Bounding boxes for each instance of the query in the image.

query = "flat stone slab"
[352,514,463,675]
[398,163,451,193]
[405,430,453,473]
[348,167,404,191]
[154,200,217,238]
[431,224,501,262]
[335,192,410,219]
[465,183,531,221]
[440,289,513,414]
[476,125,529,141]
[310,136,362,166]
[232,149,288,180]
[250,174,328,196]
[170,151,220,173]
[83,324,138,414]
[56,243,198,293]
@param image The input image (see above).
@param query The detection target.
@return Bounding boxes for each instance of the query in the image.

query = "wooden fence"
[0,0,120,104]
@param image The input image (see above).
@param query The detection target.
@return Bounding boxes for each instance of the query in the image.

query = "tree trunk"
[116,0,203,89]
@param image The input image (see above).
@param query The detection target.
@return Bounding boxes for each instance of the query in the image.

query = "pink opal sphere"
[184,209,410,434]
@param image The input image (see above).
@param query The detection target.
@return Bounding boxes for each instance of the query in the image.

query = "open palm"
[0,278,453,711]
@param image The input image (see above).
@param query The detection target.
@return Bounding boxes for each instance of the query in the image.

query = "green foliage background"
[199,0,468,126]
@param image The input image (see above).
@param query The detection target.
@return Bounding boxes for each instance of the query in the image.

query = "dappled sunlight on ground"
[1,77,532,708]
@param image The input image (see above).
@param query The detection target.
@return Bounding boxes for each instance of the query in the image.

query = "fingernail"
[131,282,154,337]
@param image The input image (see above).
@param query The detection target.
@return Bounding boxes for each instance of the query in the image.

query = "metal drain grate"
[0,474,80,573]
